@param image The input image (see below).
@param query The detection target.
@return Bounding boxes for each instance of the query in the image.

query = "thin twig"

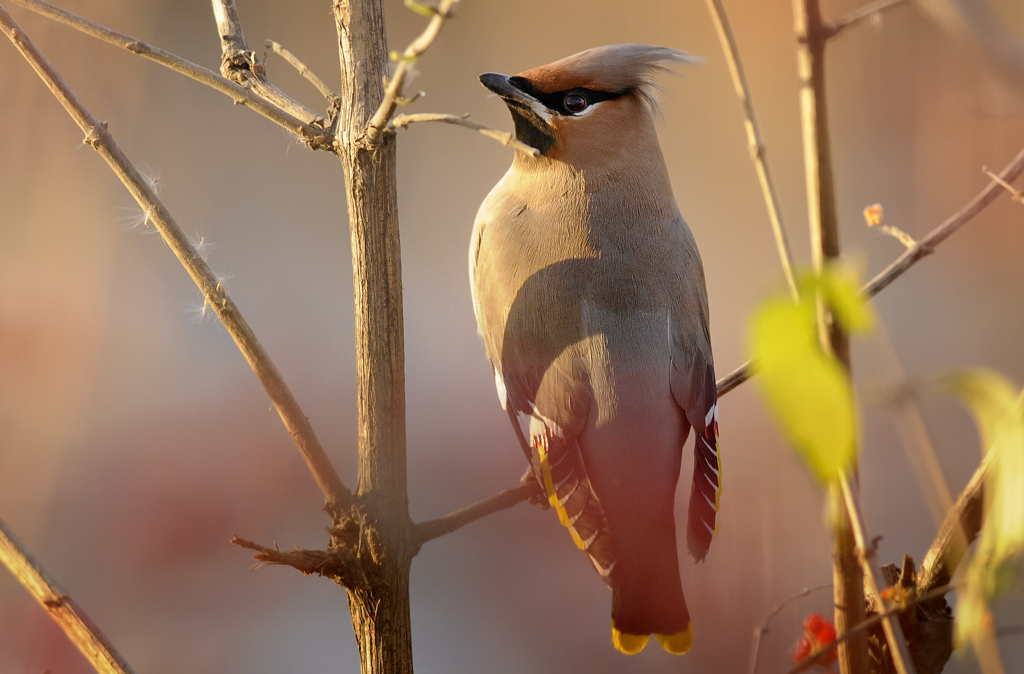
[782,582,957,674]
[716,146,1024,400]
[231,536,366,587]
[982,165,1024,203]
[839,472,916,674]
[364,0,458,146]
[415,481,542,547]
[391,112,539,156]
[210,0,324,127]
[864,147,1024,298]
[8,0,331,149]
[0,4,351,514]
[0,519,136,674]
[747,583,832,674]
[912,436,1003,673]
[827,0,911,39]
[918,451,991,593]
[266,39,338,102]
[705,0,799,299]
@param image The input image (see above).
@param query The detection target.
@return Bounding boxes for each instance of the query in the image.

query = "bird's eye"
[563,93,588,114]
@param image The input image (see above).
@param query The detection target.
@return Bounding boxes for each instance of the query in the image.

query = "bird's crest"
[517,44,699,115]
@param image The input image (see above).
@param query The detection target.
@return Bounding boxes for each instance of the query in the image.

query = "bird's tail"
[687,406,722,562]
[609,511,693,655]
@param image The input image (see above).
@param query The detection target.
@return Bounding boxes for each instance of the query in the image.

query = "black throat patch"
[506,102,557,154]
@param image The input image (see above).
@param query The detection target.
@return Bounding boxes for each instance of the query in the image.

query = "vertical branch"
[0,519,136,674]
[705,0,799,299]
[332,1,413,672]
[792,1,868,672]
[839,474,915,674]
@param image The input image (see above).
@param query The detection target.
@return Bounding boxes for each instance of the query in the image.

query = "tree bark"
[333,0,415,672]
[794,1,869,671]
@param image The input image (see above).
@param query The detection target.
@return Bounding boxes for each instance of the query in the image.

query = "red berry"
[815,620,837,645]
[793,635,812,663]
[803,613,825,636]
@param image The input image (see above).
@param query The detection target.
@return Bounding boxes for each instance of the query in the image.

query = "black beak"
[479,73,539,108]
[479,72,555,155]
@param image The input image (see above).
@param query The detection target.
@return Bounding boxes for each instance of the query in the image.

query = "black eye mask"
[507,76,626,116]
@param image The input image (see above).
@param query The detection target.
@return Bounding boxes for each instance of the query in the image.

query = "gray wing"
[667,233,721,562]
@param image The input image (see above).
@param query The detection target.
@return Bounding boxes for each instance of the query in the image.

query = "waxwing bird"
[470,44,721,655]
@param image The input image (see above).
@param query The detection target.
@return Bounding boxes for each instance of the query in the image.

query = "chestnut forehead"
[516,64,608,95]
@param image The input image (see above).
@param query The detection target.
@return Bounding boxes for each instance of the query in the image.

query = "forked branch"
[0,3,351,514]
[364,0,458,146]
[8,0,332,148]
[838,473,915,674]
[716,144,1024,398]
[210,0,324,127]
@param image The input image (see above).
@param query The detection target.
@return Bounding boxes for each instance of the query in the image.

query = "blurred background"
[1,0,1023,671]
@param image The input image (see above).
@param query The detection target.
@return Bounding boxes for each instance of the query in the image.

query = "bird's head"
[480,44,697,166]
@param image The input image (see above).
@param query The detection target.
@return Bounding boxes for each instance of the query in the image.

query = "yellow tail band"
[656,623,694,654]
[612,626,650,655]
[612,622,694,655]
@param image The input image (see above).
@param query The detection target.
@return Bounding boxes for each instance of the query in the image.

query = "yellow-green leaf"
[748,267,874,483]
[797,265,875,334]
[945,369,1024,647]
[404,0,436,17]
[749,297,857,482]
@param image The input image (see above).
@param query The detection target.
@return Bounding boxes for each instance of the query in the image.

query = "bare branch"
[209,0,324,127]
[747,583,832,674]
[391,112,540,156]
[231,536,366,588]
[838,473,916,674]
[864,203,919,248]
[364,0,458,146]
[982,165,1024,204]
[8,0,332,149]
[918,452,991,593]
[211,0,246,55]
[0,519,136,674]
[864,147,1024,298]
[0,4,351,514]
[266,39,338,103]
[415,481,542,547]
[717,145,1024,401]
[705,0,799,299]
[827,0,911,40]
[716,358,754,398]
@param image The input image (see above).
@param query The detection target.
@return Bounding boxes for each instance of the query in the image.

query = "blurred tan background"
[1,0,1023,671]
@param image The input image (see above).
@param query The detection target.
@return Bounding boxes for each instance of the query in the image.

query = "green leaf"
[404,0,436,17]
[797,265,875,334]
[945,369,1024,646]
[749,295,857,483]
[747,266,874,483]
